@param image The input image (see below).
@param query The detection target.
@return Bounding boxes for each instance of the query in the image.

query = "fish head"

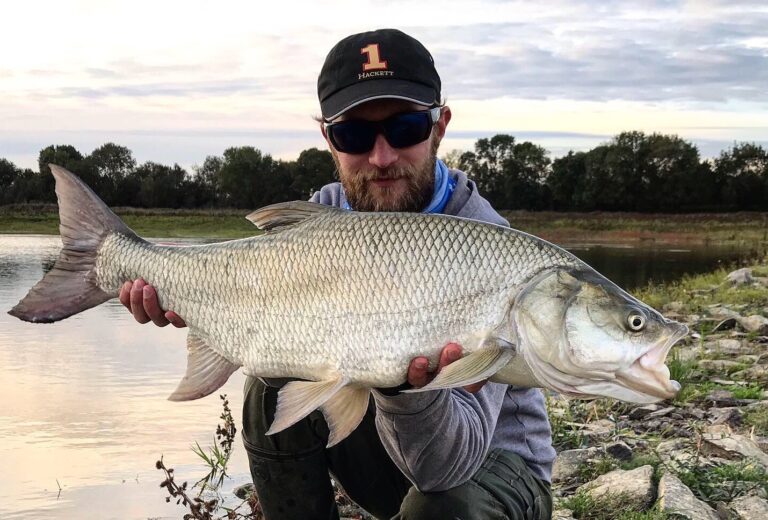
[513,268,688,404]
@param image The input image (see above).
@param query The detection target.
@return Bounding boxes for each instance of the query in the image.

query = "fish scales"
[11,166,688,445]
[94,211,577,387]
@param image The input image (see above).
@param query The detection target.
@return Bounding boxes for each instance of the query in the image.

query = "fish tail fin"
[8,164,139,323]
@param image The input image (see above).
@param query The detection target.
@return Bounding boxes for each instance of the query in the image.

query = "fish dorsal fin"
[266,376,346,436]
[320,386,370,447]
[402,339,516,393]
[246,201,339,231]
[168,332,240,401]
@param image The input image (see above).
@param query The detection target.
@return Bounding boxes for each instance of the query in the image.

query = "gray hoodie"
[309,168,556,492]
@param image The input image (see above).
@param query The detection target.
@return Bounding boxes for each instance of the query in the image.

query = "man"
[120,28,555,520]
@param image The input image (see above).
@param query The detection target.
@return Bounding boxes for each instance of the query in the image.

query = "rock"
[706,389,738,407]
[701,431,768,468]
[708,407,743,427]
[708,305,743,320]
[605,441,633,461]
[699,359,745,372]
[582,419,616,441]
[646,406,677,419]
[703,338,748,355]
[726,268,754,285]
[658,472,719,520]
[552,509,577,520]
[552,447,603,483]
[629,404,662,420]
[738,315,768,335]
[233,483,255,500]
[733,365,768,382]
[576,465,654,508]
[712,317,739,332]
[729,494,768,519]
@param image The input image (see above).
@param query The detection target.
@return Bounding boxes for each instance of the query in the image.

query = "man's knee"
[397,483,505,520]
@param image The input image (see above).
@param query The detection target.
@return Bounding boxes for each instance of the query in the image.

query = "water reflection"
[0,236,249,520]
[0,234,762,519]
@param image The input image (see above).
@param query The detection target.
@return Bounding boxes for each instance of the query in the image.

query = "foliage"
[559,490,667,520]
[1,134,768,211]
[157,395,264,519]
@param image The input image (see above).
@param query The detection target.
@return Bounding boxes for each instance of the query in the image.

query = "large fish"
[10,165,687,446]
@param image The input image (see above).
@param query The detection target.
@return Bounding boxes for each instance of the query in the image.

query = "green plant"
[674,457,768,505]
[560,490,660,520]
[729,383,764,400]
[157,394,264,519]
[192,395,237,494]
[743,407,768,435]
[546,394,586,450]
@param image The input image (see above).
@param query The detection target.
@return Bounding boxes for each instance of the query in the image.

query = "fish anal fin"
[403,340,516,393]
[266,376,345,436]
[246,201,339,231]
[320,386,370,447]
[168,332,240,401]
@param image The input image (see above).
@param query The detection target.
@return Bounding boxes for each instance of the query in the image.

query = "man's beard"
[333,137,439,212]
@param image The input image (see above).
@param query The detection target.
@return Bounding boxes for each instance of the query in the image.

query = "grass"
[3,205,768,242]
[559,490,667,520]
[743,407,768,435]
[676,459,768,505]
[0,211,259,239]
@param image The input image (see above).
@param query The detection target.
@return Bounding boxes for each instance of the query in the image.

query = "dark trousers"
[242,376,552,520]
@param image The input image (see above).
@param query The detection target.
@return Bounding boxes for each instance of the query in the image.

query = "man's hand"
[118,278,187,328]
[407,342,487,394]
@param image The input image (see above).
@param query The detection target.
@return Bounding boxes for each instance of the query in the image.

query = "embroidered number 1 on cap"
[361,44,388,71]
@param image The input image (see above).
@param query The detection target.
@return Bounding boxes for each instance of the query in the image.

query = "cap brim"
[321,79,437,120]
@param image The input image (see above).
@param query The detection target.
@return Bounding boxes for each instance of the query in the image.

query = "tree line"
[0,131,766,212]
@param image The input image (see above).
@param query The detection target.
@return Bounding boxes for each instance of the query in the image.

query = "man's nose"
[368,134,398,169]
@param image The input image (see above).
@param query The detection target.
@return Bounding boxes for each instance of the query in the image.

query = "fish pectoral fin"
[266,376,346,436]
[168,332,240,401]
[246,201,340,231]
[320,386,370,447]
[402,341,516,393]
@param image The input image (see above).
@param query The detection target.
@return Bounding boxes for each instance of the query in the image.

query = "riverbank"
[2,205,767,244]
[549,256,768,520]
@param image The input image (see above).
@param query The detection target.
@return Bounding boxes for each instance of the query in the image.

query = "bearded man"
[121,28,554,520]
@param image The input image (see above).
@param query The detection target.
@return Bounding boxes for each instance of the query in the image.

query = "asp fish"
[10,165,687,446]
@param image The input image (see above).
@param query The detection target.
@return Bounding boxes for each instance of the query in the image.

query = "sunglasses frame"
[324,106,442,154]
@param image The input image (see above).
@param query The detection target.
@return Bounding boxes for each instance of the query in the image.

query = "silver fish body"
[10,165,687,445]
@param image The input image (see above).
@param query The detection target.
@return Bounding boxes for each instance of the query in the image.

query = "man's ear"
[435,106,452,140]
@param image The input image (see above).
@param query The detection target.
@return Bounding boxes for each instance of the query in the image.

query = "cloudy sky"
[2,0,767,171]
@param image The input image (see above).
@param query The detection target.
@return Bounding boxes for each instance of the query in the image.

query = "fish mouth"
[618,321,689,400]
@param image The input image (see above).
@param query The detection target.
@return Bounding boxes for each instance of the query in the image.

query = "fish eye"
[627,313,646,332]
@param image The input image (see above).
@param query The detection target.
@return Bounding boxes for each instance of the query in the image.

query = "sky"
[2,0,768,172]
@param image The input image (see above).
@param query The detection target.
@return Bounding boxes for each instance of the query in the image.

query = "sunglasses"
[325,107,441,154]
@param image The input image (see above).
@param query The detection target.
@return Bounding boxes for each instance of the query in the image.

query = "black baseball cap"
[318,29,441,121]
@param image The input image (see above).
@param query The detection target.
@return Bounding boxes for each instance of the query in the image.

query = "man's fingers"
[119,281,132,310]
[143,285,170,327]
[407,357,431,388]
[437,343,463,372]
[129,278,150,324]
[165,311,187,328]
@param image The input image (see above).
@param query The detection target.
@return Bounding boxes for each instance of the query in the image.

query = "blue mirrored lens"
[329,120,378,154]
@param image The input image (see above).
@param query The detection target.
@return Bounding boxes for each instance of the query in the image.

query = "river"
[0,234,761,519]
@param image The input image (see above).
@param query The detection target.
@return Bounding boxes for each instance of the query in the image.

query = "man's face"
[323,99,451,212]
